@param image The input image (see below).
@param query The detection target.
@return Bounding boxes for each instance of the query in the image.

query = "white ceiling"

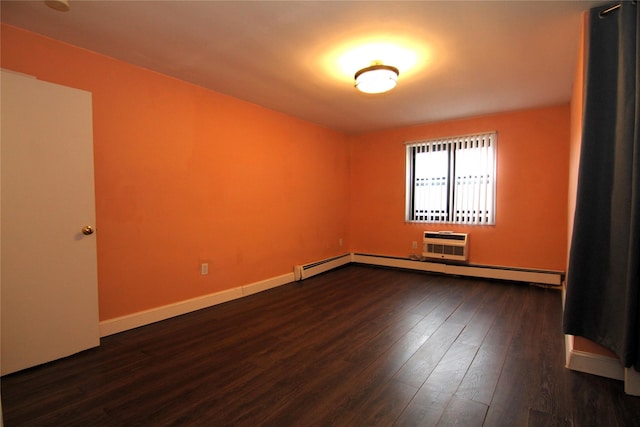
[1,0,602,134]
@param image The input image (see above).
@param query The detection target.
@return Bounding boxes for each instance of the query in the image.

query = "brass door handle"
[82,225,94,235]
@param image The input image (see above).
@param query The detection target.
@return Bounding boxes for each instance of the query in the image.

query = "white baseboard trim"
[351,253,563,285]
[99,273,295,337]
[99,287,243,337]
[99,253,562,338]
[241,273,295,297]
[565,337,640,396]
[624,368,640,396]
[566,349,625,381]
[564,334,625,381]
[564,334,573,368]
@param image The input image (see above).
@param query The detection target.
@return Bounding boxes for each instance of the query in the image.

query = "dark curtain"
[563,1,639,368]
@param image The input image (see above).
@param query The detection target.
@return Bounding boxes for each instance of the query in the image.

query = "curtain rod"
[599,1,636,17]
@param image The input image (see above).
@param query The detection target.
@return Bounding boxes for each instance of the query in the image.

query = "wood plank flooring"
[2,265,639,426]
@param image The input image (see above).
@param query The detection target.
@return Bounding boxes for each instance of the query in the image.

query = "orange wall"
[2,23,573,324]
[1,24,350,320]
[350,105,570,271]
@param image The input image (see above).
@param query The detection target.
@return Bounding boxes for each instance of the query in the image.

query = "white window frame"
[405,131,497,225]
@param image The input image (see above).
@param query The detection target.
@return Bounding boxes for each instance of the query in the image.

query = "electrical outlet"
[339,238,343,247]
[412,241,418,249]
[200,263,209,275]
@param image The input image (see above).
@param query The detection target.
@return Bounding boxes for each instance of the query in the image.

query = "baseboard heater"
[351,253,564,286]
[294,253,351,281]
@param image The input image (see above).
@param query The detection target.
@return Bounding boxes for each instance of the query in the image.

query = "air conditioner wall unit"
[423,231,469,262]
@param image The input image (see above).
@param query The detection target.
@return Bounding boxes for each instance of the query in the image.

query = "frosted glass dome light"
[354,64,399,94]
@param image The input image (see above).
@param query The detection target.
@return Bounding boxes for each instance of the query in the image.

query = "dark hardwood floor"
[2,265,639,426]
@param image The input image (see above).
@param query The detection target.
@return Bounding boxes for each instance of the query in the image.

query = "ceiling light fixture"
[354,63,399,94]
[45,0,70,12]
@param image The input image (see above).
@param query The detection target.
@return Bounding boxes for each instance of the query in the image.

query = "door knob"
[81,225,94,235]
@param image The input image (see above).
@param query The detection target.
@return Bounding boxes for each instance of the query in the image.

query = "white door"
[1,70,99,375]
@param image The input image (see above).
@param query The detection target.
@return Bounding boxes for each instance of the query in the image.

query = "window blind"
[406,132,496,225]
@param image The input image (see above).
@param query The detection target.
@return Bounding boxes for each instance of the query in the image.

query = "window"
[406,132,497,225]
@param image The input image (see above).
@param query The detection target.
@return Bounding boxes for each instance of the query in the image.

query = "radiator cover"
[423,231,468,261]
